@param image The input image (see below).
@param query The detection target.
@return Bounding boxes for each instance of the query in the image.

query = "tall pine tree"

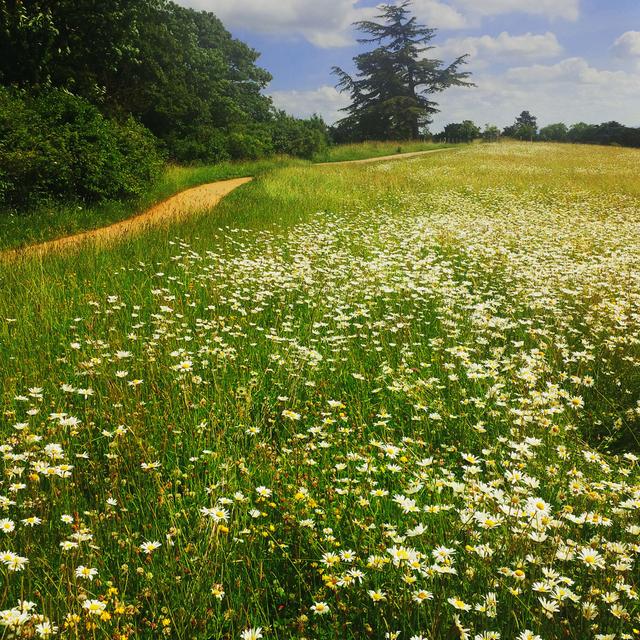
[332,1,472,141]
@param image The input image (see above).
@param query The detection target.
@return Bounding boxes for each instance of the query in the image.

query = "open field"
[1,142,639,639]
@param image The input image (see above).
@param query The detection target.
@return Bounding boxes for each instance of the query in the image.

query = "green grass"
[312,140,454,162]
[0,157,300,252]
[0,142,452,253]
[0,142,639,639]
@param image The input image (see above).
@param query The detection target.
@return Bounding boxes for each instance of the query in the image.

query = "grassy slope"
[1,142,639,638]
[312,140,453,162]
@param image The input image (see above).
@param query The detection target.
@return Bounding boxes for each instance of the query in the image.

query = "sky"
[176,0,640,131]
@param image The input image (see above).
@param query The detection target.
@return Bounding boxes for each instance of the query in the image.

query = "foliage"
[566,121,640,147]
[0,87,162,208]
[435,120,480,143]
[503,111,538,141]
[539,122,568,142]
[482,124,501,142]
[0,0,147,94]
[110,2,275,161]
[507,117,640,148]
[332,1,472,142]
[270,112,329,159]
[0,0,328,170]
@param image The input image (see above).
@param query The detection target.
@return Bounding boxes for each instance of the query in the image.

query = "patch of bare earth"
[2,177,252,260]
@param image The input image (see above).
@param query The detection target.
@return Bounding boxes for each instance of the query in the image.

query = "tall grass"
[312,140,453,162]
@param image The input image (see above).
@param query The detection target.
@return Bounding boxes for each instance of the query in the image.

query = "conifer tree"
[332,1,472,141]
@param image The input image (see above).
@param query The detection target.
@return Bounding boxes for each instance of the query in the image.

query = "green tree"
[0,0,151,97]
[482,124,501,142]
[567,122,595,143]
[439,120,480,143]
[539,122,568,142]
[504,111,538,141]
[332,1,472,141]
[270,111,328,159]
[0,1,287,162]
[565,121,640,147]
[0,0,328,172]
[111,3,274,160]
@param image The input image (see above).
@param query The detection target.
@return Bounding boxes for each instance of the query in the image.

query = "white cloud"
[177,0,374,48]
[431,57,640,131]
[176,0,580,46]
[270,85,350,123]
[504,57,628,84]
[411,0,469,29]
[612,31,640,58]
[451,0,580,22]
[270,58,640,131]
[436,31,563,64]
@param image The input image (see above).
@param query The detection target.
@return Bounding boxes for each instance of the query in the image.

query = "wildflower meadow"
[1,142,639,640]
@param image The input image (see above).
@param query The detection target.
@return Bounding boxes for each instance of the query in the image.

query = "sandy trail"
[3,177,252,260]
[2,148,452,260]
[315,147,451,166]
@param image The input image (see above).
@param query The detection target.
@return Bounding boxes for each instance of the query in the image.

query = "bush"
[226,128,272,161]
[270,111,328,159]
[0,87,163,208]
[165,125,231,164]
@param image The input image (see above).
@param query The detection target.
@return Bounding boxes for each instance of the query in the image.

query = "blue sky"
[178,0,640,130]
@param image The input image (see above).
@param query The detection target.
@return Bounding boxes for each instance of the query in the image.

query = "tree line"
[0,0,329,208]
[436,111,640,148]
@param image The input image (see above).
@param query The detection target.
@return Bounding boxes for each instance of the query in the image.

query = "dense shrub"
[165,125,231,164]
[164,114,328,164]
[227,126,273,161]
[270,111,328,159]
[0,88,162,208]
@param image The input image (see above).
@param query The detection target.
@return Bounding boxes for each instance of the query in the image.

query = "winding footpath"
[3,148,451,260]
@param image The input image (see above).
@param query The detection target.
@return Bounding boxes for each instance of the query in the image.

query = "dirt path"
[3,177,253,260]
[315,147,451,166]
[3,148,452,260]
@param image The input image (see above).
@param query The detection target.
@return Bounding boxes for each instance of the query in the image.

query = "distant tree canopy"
[0,0,329,208]
[503,111,538,141]
[434,120,480,143]
[482,124,501,142]
[565,121,640,147]
[501,112,640,148]
[331,1,472,142]
[539,122,568,142]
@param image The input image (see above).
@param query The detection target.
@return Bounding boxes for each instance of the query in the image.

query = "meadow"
[0,142,639,640]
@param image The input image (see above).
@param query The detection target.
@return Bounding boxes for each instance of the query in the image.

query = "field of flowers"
[0,143,639,639]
